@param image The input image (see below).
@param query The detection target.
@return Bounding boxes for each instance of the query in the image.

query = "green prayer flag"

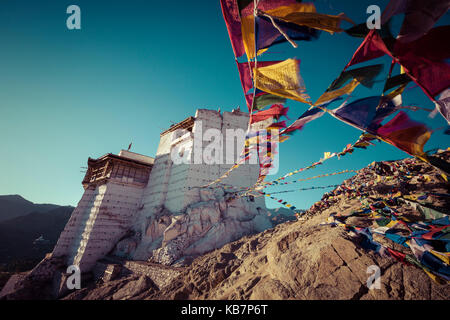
[383,73,412,93]
[254,94,287,110]
[327,64,384,92]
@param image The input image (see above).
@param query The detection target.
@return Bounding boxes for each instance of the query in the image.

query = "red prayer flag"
[345,30,393,69]
[220,0,246,58]
[250,104,289,123]
[376,111,431,158]
[394,26,450,98]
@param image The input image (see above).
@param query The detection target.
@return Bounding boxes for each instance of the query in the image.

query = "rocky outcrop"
[63,275,159,300]
[116,186,272,266]
[0,256,67,300]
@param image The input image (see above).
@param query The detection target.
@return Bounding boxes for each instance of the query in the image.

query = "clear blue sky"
[0,0,448,209]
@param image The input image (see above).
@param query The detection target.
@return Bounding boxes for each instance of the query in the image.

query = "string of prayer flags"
[247,131,375,195]
[257,131,280,180]
[376,111,432,160]
[262,136,370,188]
[220,0,449,195]
[250,104,289,123]
[264,169,358,187]
[353,133,378,149]
[259,192,300,212]
[204,126,278,187]
[321,152,336,162]
[254,58,311,104]
[260,184,339,196]
[324,191,450,283]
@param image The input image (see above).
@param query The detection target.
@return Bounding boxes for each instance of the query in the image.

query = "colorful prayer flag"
[314,79,360,106]
[376,111,431,159]
[282,107,325,135]
[254,58,310,104]
[265,10,354,34]
[251,104,289,123]
[220,0,246,58]
[346,30,393,68]
[394,26,450,98]
[328,64,384,92]
[389,0,450,43]
[435,88,450,124]
[247,93,288,110]
[333,96,398,134]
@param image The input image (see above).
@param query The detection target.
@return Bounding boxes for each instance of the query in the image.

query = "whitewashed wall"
[53,182,147,272]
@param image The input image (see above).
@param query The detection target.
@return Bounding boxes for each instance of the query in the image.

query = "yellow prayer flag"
[314,79,360,106]
[254,58,311,104]
[385,220,398,228]
[430,250,450,265]
[393,191,402,198]
[241,15,269,60]
[265,3,316,17]
[273,12,354,34]
[423,268,446,284]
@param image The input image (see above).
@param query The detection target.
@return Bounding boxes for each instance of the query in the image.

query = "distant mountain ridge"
[0,195,63,222]
[0,195,73,267]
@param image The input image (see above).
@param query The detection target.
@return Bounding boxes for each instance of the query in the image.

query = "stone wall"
[122,261,184,290]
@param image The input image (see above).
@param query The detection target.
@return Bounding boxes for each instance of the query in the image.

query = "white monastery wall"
[53,108,272,270]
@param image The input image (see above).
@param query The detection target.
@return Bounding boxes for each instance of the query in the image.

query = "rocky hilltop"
[2,150,449,300]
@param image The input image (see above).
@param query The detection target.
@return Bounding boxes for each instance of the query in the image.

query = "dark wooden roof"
[87,153,153,168]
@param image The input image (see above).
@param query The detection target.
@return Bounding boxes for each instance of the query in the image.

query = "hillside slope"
[62,150,449,300]
[0,206,73,264]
